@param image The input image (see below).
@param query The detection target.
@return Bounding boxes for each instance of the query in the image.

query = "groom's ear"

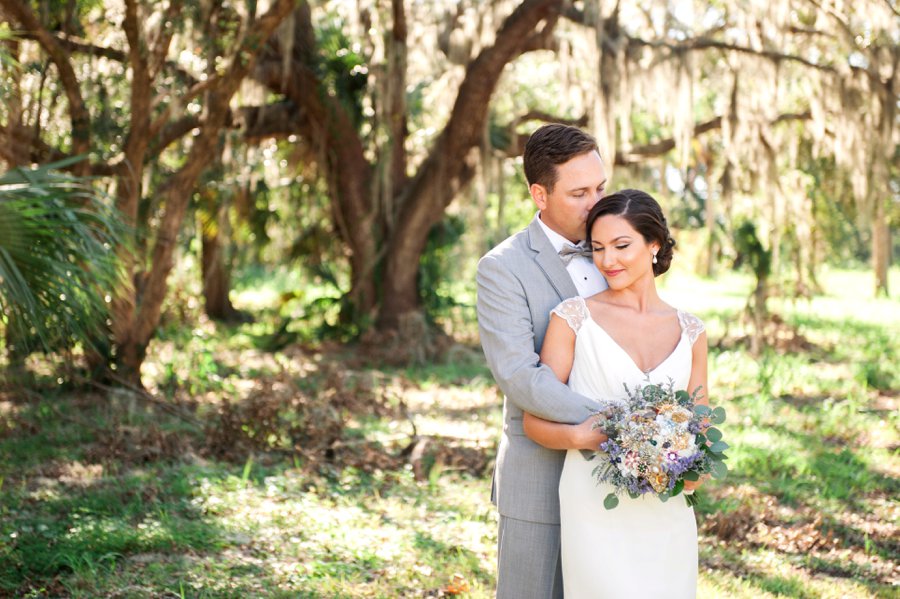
[530,183,548,210]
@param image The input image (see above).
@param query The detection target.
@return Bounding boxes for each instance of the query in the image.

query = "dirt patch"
[701,484,899,585]
[203,358,403,466]
[89,423,194,466]
[404,435,495,481]
[703,487,838,554]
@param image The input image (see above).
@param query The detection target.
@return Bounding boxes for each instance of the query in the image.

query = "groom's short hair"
[524,124,599,193]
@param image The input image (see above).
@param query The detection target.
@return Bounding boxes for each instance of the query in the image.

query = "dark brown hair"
[523,124,599,193]
[586,189,676,276]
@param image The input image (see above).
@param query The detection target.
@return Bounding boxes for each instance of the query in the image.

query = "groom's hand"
[573,417,608,451]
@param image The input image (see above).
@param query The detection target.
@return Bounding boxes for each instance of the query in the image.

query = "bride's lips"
[604,269,624,277]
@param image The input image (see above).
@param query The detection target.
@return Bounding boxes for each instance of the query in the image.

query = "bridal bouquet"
[591,380,728,509]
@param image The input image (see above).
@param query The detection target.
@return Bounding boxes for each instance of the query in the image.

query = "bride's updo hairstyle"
[585,189,676,276]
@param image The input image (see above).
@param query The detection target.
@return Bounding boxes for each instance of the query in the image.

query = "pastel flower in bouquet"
[591,380,728,509]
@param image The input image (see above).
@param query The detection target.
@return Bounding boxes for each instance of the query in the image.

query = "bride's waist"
[564,449,605,463]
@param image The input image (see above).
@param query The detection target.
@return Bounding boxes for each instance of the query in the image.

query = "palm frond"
[0,24,20,70]
[0,159,128,355]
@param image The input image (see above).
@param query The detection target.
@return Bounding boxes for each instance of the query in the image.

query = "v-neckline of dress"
[575,296,686,375]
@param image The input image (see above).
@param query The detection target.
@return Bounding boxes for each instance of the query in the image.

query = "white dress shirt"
[536,212,608,297]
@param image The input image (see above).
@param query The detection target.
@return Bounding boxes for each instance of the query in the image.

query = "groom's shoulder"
[479,227,531,266]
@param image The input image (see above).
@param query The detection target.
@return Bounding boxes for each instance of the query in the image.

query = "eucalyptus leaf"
[693,404,711,416]
[710,406,727,424]
[710,460,728,479]
[682,470,700,481]
[603,493,619,510]
[706,427,723,443]
[709,441,729,453]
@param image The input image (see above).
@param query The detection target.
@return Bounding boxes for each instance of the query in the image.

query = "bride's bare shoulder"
[584,290,612,308]
[658,301,679,316]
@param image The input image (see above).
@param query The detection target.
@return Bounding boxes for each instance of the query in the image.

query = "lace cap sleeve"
[677,311,706,346]
[550,296,589,334]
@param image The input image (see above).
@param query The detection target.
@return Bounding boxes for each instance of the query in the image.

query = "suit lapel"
[527,216,578,300]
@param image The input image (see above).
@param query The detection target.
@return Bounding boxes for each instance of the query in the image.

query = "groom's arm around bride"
[476,124,609,599]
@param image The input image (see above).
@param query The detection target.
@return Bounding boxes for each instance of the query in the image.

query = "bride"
[523,189,708,598]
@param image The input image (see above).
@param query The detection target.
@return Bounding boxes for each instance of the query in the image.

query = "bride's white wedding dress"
[551,296,704,599]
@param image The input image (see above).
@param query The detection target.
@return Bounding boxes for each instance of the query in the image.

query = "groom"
[477,124,610,598]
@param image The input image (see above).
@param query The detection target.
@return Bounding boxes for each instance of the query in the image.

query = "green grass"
[0,268,897,597]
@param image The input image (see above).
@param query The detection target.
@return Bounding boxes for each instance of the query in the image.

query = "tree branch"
[804,0,857,45]
[628,34,839,74]
[123,0,148,77]
[398,0,564,219]
[521,11,560,52]
[498,111,589,156]
[884,0,900,19]
[134,0,297,349]
[492,111,812,163]
[615,112,811,164]
[380,0,567,323]
[252,2,373,250]
[0,0,91,173]
[0,121,120,174]
[516,110,588,127]
[148,0,183,79]
[560,4,585,24]
[238,102,303,141]
[22,32,125,60]
[148,75,224,140]
[20,32,201,87]
[148,116,202,157]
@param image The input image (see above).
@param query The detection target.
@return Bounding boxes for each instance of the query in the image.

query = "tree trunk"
[377,0,408,233]
[252,4,381,323]
[201,197,240,321]
[378,0,564,331]
[707,163,729,278]
[588,1,622,177]
[750,274,768,356]
[871,71,894,297]
[113,0,295,385]
[252,1,564,337]
[873,194,890,296]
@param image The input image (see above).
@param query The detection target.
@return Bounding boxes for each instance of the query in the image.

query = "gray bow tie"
[558,242,592,265]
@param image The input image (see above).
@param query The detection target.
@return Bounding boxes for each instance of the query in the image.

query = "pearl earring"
[652,253,658,264]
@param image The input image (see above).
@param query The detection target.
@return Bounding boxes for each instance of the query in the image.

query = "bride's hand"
[573,416,608,451]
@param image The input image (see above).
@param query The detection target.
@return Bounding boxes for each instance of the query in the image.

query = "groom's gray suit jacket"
[477,216,596,524]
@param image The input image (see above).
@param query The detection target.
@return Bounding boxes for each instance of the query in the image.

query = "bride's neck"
[605,277,662,313]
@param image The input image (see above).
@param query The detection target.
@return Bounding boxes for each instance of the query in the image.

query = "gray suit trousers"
[496,516,564,599]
